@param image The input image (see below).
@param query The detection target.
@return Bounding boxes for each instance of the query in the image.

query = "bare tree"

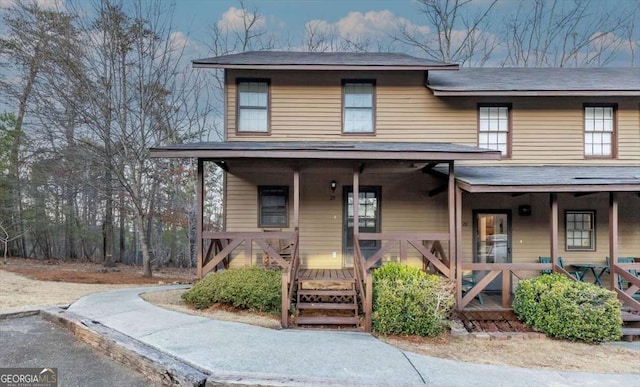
[394,0,498,66]
[501,0,638,67]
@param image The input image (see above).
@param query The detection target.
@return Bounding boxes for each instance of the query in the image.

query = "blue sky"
[166,0,639,66]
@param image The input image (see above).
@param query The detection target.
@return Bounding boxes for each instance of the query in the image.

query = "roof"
[192,51,458,71]
[435,165,640,192]
[149,141,501,161]
[427,68,640,96]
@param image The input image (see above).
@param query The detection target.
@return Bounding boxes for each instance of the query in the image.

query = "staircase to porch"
[294,269,360,328]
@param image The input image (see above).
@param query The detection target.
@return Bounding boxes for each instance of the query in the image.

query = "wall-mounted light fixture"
[330,180,337,194]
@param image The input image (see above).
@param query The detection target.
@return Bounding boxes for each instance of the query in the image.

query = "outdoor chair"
[538,256,552,274]
[461,272,483,305]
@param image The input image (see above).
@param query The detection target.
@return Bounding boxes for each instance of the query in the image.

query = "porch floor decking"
[298,269,355,281]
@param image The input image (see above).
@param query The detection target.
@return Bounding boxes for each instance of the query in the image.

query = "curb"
[0,305,68,320]
[40,307,208,387]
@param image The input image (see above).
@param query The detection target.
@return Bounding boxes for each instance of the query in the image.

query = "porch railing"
[611,261,640,311]
[354,232,451,332]
[458,262,553,309]
[200,231,300,327]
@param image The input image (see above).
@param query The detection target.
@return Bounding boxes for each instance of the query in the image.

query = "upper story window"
[258,186,288,227]
[237,80,269,132]
[343,81,375,133]
[584,105,615,158]
[565,210,595,251]
[478,105,510,157]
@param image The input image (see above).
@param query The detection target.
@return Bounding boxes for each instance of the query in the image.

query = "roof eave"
[193,62,460,71]
[458,182,640,193]
[429,89,640,97]
[149,148,500,161]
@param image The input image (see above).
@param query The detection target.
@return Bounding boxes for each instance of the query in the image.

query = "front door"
[343,186,381,268]
[473,211,512,292]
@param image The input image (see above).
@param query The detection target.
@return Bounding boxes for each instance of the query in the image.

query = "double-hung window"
[565,211,595,251]
[258,186,288,227]
[237,80,269,132]
[343,81,375,133]
[478,105,510,157]
[584,105,615,157]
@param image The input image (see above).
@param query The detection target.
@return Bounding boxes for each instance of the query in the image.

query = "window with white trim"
[584,106,614,157]
[565,211,595,251]
[343,82,374,133]
[478,106,509,156]
[238,81,268,132]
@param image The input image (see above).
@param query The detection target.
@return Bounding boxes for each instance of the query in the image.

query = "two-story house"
[151,52,640,330]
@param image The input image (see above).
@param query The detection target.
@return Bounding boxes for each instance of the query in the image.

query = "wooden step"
[621,311,640,322]
[296,302,357,310]
[295,316,360,325]
[621,327,640,341]
[297,289,356,297]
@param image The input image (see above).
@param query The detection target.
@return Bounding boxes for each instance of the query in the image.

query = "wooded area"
[0,0,637,276]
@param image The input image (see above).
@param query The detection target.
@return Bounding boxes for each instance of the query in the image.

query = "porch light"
[330,180,337,193]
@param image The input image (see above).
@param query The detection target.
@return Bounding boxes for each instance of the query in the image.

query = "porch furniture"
[570,262,609,286]
[538,256,552,274]
[617,257,640,300]
[557,257,584,281]
[462,273,483,304]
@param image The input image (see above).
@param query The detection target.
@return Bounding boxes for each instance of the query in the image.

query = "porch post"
[550,193,558,271]
[353,167,359,240]
[293,169,300,231]
[609,192,618,290]
[448,162,456,279]
[196,158,204,278]
[455,186,463,308]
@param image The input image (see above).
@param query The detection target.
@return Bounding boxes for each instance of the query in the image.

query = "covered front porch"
[440,166,640,314]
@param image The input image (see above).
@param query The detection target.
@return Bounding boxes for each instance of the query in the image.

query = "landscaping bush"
[181,266,282,314]
[513,273,622,343]
[372,262,455,336]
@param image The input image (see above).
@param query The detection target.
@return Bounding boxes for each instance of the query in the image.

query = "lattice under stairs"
[294,269,360,328]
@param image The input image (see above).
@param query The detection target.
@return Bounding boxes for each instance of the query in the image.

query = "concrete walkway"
[67,286,639,386]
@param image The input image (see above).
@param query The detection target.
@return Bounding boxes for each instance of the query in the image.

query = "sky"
[168,0,639,66]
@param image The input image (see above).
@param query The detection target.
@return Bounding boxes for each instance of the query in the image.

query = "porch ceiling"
[436,165,640,193]
[149,141,502,162]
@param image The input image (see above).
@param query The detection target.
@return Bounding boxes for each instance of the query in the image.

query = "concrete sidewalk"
[65,286,639,386]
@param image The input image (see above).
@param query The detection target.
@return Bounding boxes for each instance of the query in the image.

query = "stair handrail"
[286,231,300,306]
[352,239,368,328]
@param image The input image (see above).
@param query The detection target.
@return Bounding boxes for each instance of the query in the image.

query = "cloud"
[306,10,429,43]
[217,6,265,32]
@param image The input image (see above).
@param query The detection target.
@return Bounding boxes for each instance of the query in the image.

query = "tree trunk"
[137,213,152,277]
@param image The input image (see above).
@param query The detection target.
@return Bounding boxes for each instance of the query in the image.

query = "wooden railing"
[459,263,552,309]
[611,261,640,312]
[200,231,299,327]
[282,233,301,328]
[355,232,451,332]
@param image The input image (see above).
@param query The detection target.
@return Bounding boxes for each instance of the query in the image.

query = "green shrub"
[372,262,455,336]
[181,266,282,314]
[513,273,622,343]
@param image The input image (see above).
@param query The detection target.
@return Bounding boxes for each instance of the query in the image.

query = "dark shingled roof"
[427,68,640,96]
[150,141,501,161]
[192,51,457,70]
[436,165,640,192]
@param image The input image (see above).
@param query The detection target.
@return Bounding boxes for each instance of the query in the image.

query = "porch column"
[353,167,359,240]
[455,185,463,308]
[609,192,618,290]
[293,169,300,231]
[550,193,558,271]
[196,158,204,278]
[448,162,456,279]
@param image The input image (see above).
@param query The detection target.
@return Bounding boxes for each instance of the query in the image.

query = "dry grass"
[383,334,639,374]
[141,288,281,329]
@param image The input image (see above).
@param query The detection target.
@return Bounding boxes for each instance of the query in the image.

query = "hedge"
[513,273,622,343]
